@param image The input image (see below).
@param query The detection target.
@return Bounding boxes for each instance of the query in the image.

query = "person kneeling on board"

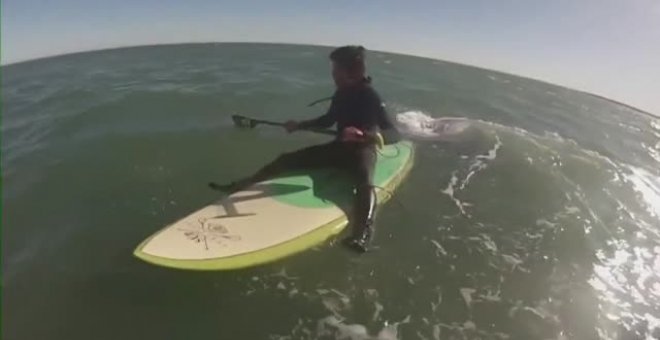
[210,45,400,253]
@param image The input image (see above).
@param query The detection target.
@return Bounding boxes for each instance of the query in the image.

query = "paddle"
[231,114,337,136]
[210,114,337,193]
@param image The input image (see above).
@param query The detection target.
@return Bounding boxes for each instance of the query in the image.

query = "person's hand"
[341,126,365,142]
[284,120,299,133]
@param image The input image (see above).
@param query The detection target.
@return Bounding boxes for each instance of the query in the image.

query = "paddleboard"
[134,141,414,270]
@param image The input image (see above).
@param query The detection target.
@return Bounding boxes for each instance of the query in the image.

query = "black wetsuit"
[224,79,400,251]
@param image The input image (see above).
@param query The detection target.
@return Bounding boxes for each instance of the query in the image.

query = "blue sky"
[2,0,659,114]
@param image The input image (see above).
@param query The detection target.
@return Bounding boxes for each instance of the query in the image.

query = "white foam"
[430,239,448,257]
[463,320,476,330]
[480,234,498,252]
[432,324,441,340]
[476,135,502,161]
[487,74,511,84]
[459,135,502,191]
[372,302,384,321]
[479,289,502,302]
[624,166,660,217]
[442,171,470,216]
[322,297,346,317]
[439,135,502,216]
[272,268,299,280]
[316,314,408,340]
[536,219,557,228]
[502,254,523,270]
[460,288,476,308]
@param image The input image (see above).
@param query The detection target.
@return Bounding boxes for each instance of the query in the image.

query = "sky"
[2,0,660,114]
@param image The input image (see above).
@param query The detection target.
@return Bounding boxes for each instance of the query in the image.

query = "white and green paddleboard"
[134,141,414,270]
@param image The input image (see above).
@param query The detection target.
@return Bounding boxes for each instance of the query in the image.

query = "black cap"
[329,45,366,73]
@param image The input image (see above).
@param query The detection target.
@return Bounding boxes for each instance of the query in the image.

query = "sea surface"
[2,43,659,340]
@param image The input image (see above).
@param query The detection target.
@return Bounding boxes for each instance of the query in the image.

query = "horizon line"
[3,40,657,118]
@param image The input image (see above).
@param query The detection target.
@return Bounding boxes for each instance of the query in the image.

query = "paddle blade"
[232,115,257,128]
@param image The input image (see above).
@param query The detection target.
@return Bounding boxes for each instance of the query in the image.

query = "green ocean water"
[2,43,659,340]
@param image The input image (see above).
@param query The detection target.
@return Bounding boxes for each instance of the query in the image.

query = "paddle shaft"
[248,118,287,128]
[233,115,337,136]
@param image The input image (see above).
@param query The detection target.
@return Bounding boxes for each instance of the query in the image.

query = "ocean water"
[2,43,659,340]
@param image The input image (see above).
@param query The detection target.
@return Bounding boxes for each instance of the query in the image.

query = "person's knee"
[354,182,374,197]
[259,153,291,175]
[274,153,294,167]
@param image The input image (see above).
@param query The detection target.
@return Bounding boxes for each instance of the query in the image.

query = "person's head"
[329,45,367,88]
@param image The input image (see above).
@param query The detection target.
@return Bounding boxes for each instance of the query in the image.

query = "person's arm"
[362,90,401,144]
[297,112,336,130]
[376,108,401,144]
[297,95,338,130]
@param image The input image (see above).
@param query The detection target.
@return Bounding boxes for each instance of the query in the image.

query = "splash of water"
[394,111,474,142]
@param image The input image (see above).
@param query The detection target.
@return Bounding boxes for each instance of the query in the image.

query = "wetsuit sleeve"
[376,107,401,144]
[365,90,401,144]
[298,94,338,130]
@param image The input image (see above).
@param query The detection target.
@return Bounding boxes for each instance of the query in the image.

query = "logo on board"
[178,217,241,250]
